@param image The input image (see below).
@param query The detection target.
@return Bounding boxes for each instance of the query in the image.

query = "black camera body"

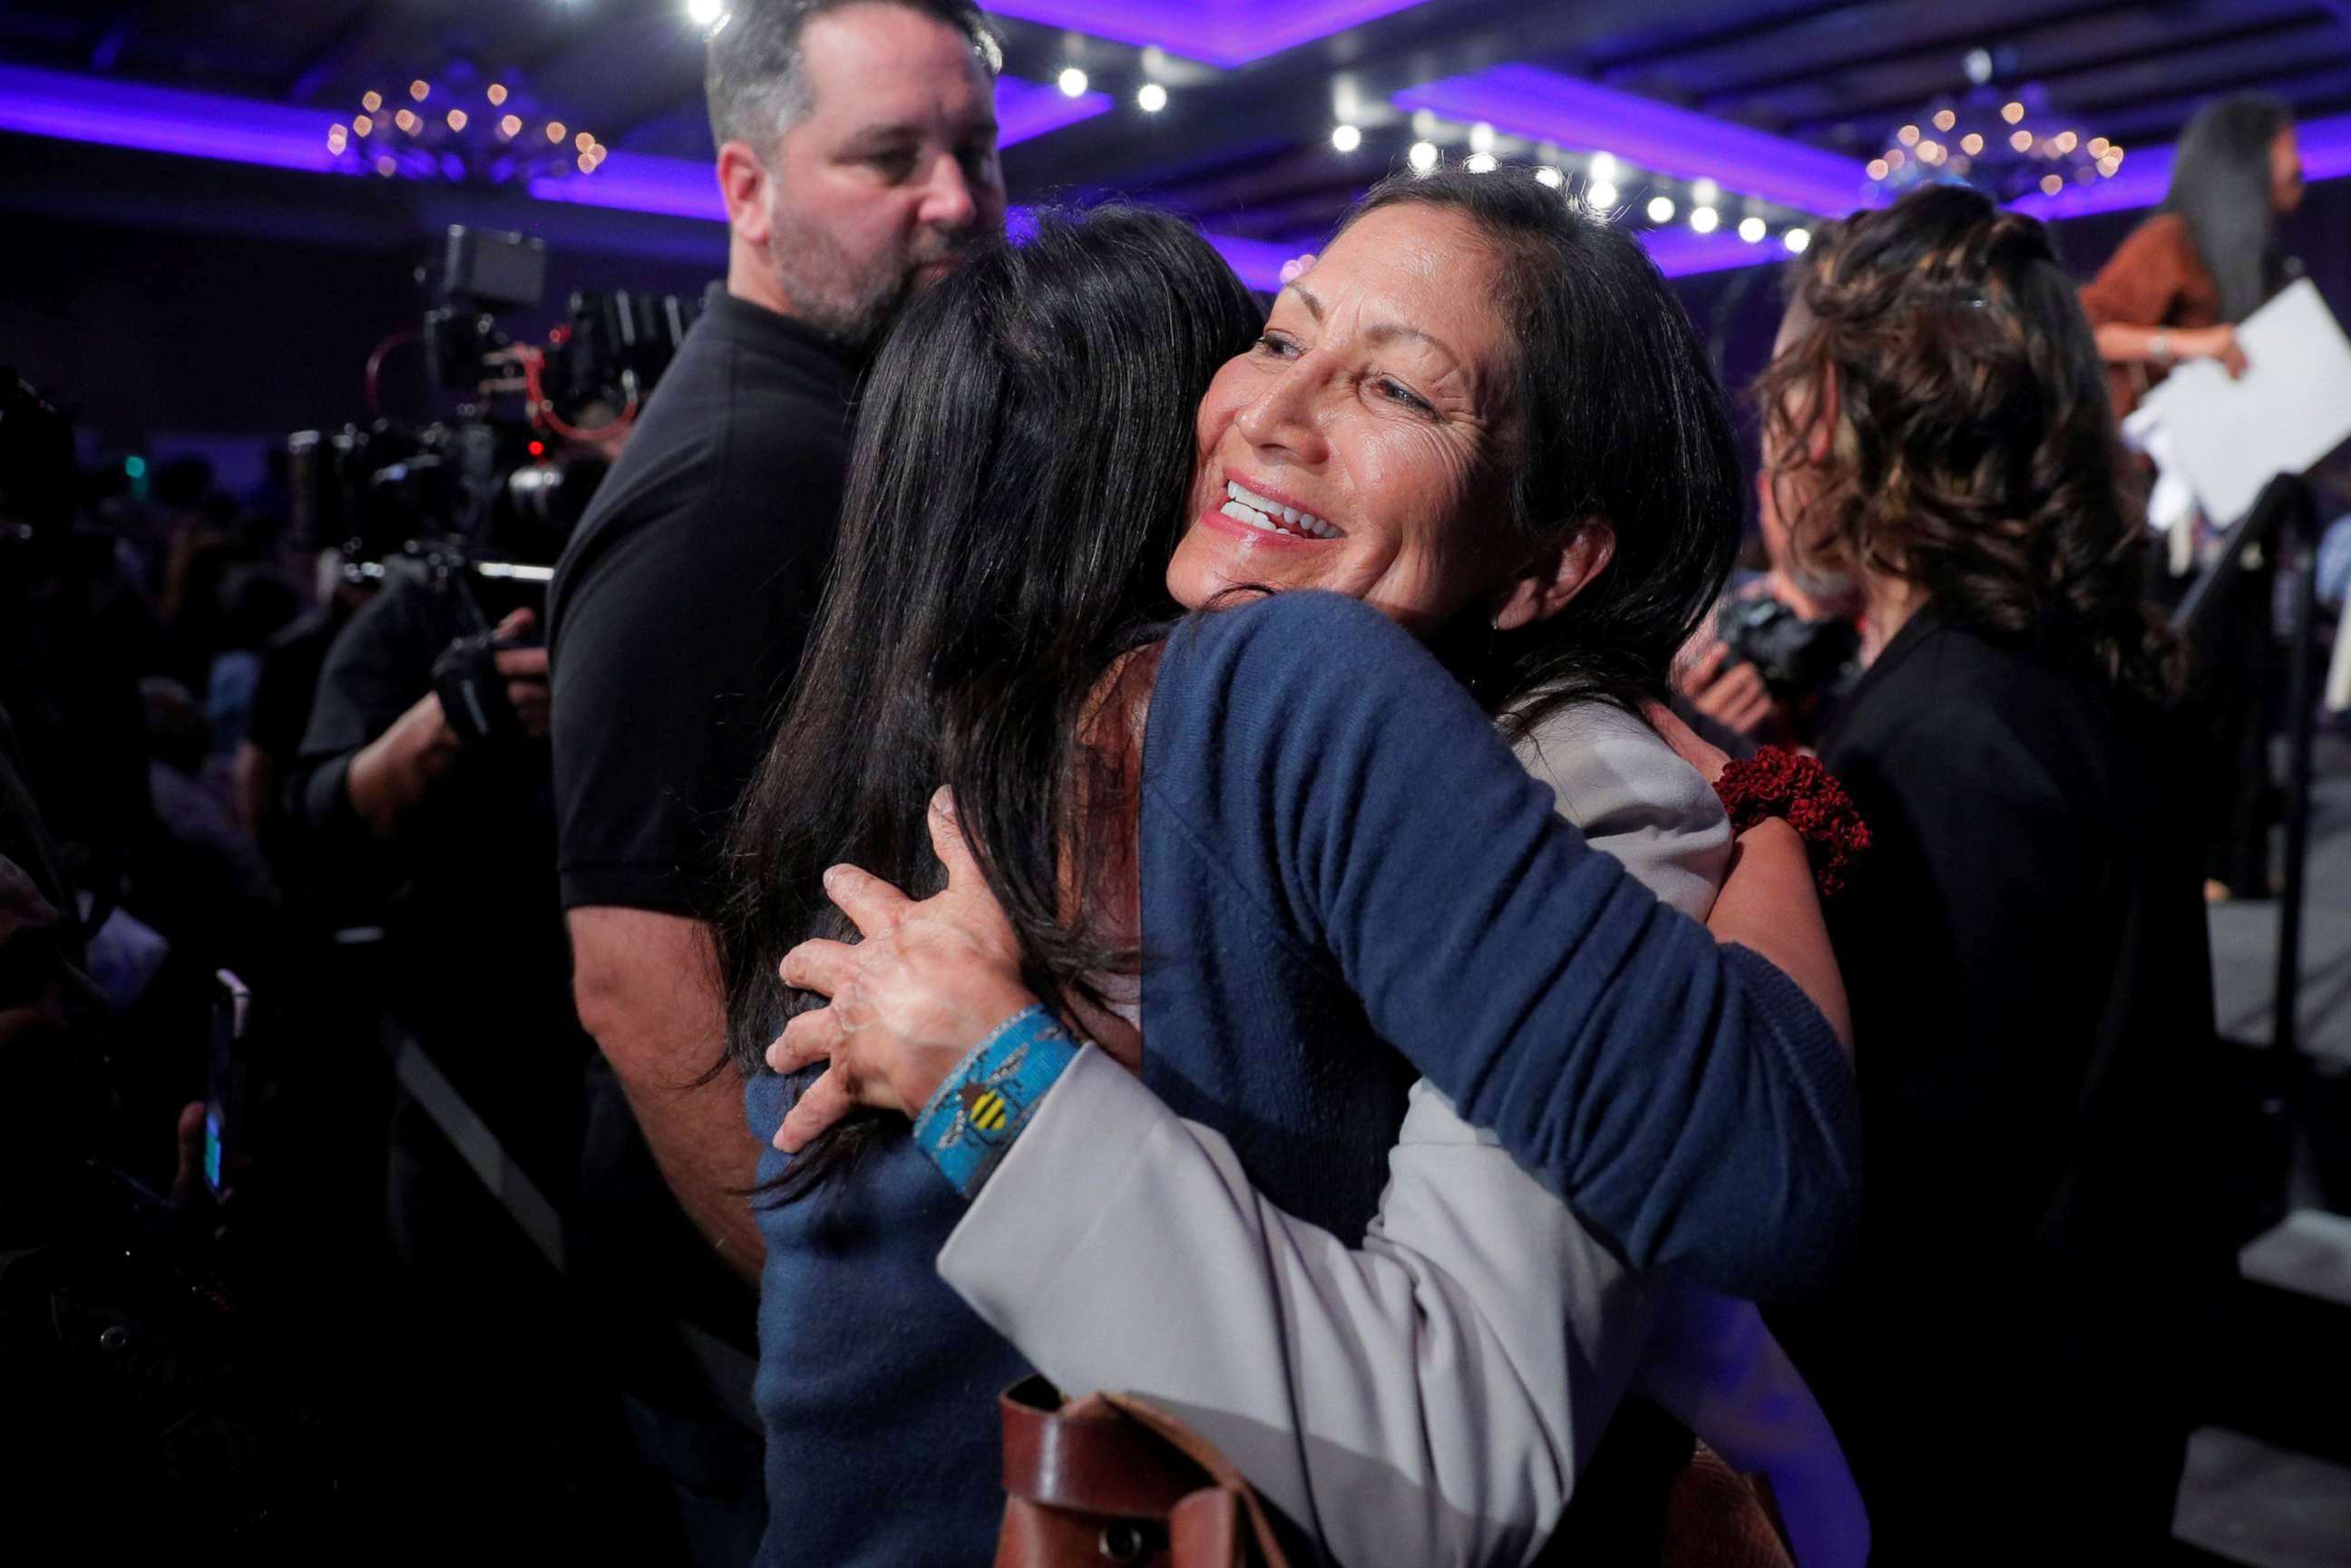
[431,624,541,747]
[1719,593,1859,700]
[288,226,697,570]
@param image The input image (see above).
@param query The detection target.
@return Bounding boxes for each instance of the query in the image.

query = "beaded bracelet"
[912,1005,1082,1198]
[1713,746,1872,899]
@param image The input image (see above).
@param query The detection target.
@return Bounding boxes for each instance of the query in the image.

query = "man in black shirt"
[547,0,1004,1554]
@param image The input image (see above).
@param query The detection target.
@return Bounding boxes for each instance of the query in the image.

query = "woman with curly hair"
[1755,184,2230,1559]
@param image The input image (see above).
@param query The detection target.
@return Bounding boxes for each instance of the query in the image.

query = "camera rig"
[288,225,700,586]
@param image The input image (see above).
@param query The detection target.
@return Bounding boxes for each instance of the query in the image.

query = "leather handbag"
[994,1376,1293,1568]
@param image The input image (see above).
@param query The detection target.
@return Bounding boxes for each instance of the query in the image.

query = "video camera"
[1719,592,1859,701]
[288,225,699,581]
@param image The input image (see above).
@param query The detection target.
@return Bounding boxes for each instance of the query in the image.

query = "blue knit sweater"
[744,589,1859,1566]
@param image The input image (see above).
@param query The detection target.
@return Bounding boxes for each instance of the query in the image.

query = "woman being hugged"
[1756,183,2229,1561]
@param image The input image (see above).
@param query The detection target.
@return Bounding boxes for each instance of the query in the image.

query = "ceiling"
[6,0,2351,263]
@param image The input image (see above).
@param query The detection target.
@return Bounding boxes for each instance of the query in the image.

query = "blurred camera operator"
[1674,463,1865,754]
[544,1,1004,1553]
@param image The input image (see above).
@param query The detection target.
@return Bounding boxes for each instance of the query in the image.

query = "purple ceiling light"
[0,63,346,175]
[994,73,1114,143]
[2012,111,2351,220]
[1393,63,1881,219]
[0,64,1103,199]
[983,0,1428,69]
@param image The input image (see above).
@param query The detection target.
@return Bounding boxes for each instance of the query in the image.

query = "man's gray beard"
[765,216,959,352]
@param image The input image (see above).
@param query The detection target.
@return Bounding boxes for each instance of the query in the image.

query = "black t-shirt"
[549,286,861,916]
[546,286,859,1363]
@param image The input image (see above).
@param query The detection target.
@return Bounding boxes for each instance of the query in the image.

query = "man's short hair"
[705,0,999,153]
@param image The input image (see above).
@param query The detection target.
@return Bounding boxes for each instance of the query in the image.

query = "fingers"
[824,862,916,938]
[766,1006,844,1076]
[494,647,550,679]
[494,607,537,638]
[776,1064,860,1152]
[779,937,858,998]
[1683,638,1731,690]
[927,789,986,893]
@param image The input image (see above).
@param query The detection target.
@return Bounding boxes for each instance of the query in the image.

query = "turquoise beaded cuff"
[912,1005,1080,1198]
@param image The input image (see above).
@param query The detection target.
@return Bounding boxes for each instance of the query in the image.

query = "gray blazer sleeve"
[937,704,1860,1568]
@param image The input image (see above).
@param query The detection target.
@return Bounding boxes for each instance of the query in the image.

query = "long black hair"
[1335,169,1744,736]
[713,207,1262,1193]
[2164,93,2292,323]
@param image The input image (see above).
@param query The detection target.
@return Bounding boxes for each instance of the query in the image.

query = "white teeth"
[1224,480,1338,539]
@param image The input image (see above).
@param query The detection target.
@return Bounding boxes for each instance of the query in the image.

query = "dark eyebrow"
[1283,284,1462,364]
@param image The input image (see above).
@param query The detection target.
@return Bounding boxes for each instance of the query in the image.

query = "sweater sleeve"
[1144,592,1859,1297]
[2079,215,2185,330]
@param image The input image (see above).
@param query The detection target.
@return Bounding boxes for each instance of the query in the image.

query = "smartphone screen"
[207,970,251,1200]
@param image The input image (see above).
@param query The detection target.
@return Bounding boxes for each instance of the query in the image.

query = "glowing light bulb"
[488,84,508,106]
[1058,66,1088,98]
[2002,101,2025,124]
[1586,179,1618,209]
[1463,151,1498,172]
[353,113,374,136]
[1783,228,1811,254]
[688,0,726,22]
[1136,83,1166,112]
[1332,123,1361,153]
[1961,132,1983,155]
[1692,177,1720,205]
[1868,158,1889,180]
[1646,194,1675,223]
[2041,173,2063,196]
[447,109,468,131]
[1468,121,1495,155]
[580,153,596,172]
[1534,165,1563,189]
[395,109,417,132]
[1933,109,1956,131]
[1589,151,1616,184]
[1738,216,1767,243]
[577,131,594,151]
[1690,205,1719,233]
[500,114,522,137]
[362,91,383,113]
[409,80,430,102]
[1898,124,1920,146]
[547,121,567,142]
[2010,129,2033,153]
[1408,140,1439,173]
[2055,130,2077,153]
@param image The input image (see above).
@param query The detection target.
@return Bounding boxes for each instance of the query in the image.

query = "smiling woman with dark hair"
[719,190,1862,1564]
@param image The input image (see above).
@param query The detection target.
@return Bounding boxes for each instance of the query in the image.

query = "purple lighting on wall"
[1393,63,1881,219]
[982,0,1428,68]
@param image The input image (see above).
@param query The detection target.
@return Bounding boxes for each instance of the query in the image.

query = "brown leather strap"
[1100,1392,1293,1568]
[1000,1377,1206,1516]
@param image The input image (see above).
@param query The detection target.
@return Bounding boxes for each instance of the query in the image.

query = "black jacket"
[1780,606,2230,1553]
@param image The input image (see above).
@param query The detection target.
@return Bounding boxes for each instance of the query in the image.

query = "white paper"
[2141,278,2351,525]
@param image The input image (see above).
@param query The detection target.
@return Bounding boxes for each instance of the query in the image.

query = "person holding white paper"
[2081,93,2304,419]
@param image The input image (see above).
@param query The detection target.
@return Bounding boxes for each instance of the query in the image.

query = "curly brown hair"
[1754,184,2183,704]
